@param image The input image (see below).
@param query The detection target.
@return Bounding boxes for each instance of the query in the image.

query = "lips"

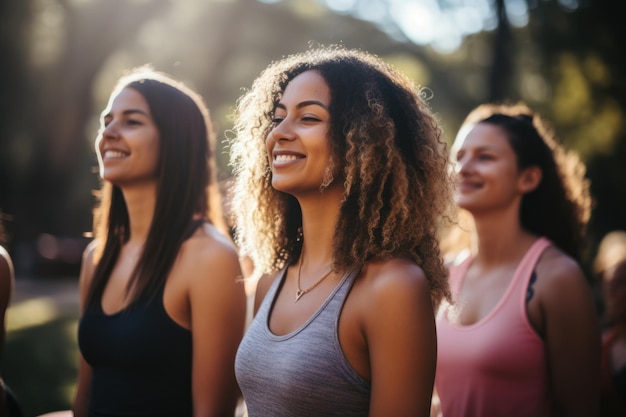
[457,180,482,192]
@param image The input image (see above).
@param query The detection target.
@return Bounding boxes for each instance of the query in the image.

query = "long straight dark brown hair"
[86,68,225,309]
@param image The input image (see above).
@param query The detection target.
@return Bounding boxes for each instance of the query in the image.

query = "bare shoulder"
[362,258,427,288]
[355,258,435,345]
[81,240,98,265]
[177,223,242,284]
[180,223,239,265]
[536,246,587,288]
[79,240,99,286]
[535,245,592,304]
[358,258,431,307]
[0,246,14,308]
[0,246,13,280]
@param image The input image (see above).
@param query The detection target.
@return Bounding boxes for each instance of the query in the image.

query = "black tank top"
[78,278,192,416]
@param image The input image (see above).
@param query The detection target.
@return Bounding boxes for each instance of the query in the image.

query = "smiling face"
[96,87,160,187]
[266,70,334,196]
[453,122,532,214]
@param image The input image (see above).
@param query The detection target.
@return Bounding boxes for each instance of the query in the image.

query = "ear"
[518,166,542,194]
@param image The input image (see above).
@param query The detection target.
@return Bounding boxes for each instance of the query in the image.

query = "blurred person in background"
[434,103,600,417]
[0,219,11,417]
[72,67,246,417]
[594,230,626,299]
[0,216,22,417]
[594,231,626,416]
[230,46,454,416]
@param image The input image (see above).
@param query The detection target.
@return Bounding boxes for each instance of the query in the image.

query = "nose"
[97,121,121,150]
[269,118,296,142]
[101,120,120,140]
[95,120,119,154]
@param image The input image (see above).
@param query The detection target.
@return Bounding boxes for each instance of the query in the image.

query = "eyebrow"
[275,100,329,111]
[457,144,503,154]
[103,108,150,119]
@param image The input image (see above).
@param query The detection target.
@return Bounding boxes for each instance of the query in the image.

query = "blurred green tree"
[0,0,623,277]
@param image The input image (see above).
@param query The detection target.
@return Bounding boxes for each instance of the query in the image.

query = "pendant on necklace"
[295,290,305,302]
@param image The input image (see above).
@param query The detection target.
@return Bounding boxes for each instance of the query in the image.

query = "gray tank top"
[235,267,370,417]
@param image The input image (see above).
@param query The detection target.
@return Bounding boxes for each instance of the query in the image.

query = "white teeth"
[275,154,298,162]
[104,150,127,158]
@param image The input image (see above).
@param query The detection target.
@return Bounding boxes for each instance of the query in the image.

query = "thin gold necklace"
[295,250,333,303]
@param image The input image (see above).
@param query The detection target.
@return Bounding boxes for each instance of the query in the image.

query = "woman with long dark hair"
[73,68,246,417]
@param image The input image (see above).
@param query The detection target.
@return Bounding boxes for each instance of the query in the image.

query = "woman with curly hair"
[434,103,600,417]
[72,67,246,417]
[230,46,453,416]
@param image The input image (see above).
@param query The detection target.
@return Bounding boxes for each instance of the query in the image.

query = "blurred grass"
[2,285,79,417]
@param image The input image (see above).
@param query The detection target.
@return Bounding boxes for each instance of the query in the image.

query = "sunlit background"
[1,0,624,414]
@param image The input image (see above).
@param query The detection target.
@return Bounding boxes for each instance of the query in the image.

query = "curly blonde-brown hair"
[229,46,454,306]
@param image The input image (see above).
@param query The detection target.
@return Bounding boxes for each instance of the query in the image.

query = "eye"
[271,110,286,125]
[271,116,284,125]
[301,116,321,122]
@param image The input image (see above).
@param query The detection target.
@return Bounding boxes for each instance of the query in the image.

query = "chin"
[270,180,292,194]
[455,199,476,211]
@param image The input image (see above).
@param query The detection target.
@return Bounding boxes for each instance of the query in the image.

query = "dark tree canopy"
[0,0,623,277]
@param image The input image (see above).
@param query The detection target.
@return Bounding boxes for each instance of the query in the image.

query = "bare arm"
[540,255,601,417]
[0,247,13,361]
[189,237,247,417]
[72,242,96,417]
[0,247,14,417]
[365,261,437,417]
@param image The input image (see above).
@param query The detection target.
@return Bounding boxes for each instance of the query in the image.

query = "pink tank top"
[435,237,552,417]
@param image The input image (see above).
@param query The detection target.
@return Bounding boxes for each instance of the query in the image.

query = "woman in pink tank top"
[434,103,601,417]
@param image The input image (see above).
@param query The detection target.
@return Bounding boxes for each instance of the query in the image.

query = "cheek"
[265,132,277,157]
[483,162,513,178]
[148,132,161,159]
[266,125,279,145]
[143,139,160,169]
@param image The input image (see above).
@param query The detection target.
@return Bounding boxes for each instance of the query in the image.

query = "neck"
[296,186,342,267]
[469,206,536,268]
[121,182,157,243]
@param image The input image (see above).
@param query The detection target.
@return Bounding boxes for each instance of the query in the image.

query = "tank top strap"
[257,267,288,317]
[332,268,359,299]
[257,266,360,340]
[511,237,552,290]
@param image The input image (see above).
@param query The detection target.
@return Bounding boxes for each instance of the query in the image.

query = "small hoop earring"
[320,160,335,190]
